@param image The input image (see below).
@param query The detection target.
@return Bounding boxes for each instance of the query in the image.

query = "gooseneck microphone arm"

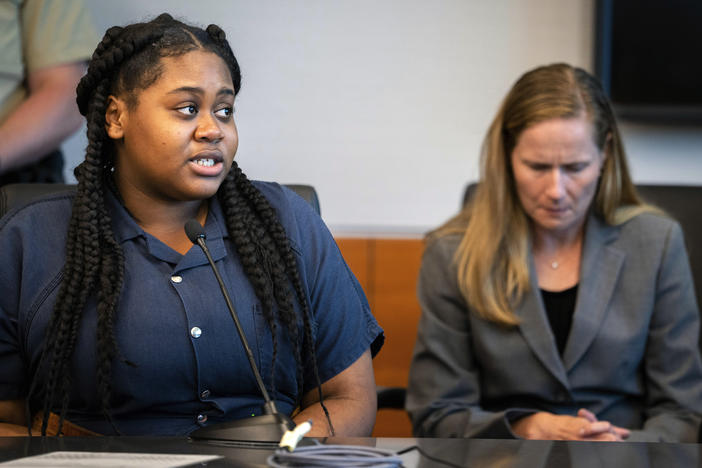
[184,219,274,409]
[184,219,294,442]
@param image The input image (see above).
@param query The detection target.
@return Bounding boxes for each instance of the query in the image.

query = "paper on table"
[0,451,222,467]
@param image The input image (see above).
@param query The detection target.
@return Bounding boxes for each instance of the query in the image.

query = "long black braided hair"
[31,13,332,436]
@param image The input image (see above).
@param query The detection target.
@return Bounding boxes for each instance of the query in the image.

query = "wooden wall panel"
[374,409,413,438]
[334,238,371,297]
[335,237,425,438]
[371,239,424,388]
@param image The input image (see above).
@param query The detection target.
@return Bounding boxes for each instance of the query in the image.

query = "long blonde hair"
[437,63,652,326]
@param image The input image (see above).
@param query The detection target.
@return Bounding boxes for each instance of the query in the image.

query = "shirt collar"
[175,196,229,272]
[106,188,145,244]
[106,189,230,269]
[106,189,229,242]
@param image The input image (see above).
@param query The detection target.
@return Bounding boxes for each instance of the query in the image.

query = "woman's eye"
[565,163,588,172]
[215,107,233,118]
[177,105,197,115]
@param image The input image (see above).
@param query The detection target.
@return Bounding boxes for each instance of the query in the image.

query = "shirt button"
[190,327,202,338]
[200,389,211,399]
[171,275,183,283]
[197,414,208,424]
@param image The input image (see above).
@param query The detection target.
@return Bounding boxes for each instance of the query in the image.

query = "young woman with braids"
[0,14,383,437]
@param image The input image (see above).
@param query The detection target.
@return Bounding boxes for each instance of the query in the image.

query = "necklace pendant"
[550,261,559,269]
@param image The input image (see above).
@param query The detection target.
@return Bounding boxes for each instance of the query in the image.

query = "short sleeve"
[304,226,384,387]
[257,183,384,391]
[0,210,30,399]
[0,193,73,401]
[21,0,97,72]
[0,304,26,399]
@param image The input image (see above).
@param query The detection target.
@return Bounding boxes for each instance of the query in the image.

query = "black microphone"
[184,219,295,443]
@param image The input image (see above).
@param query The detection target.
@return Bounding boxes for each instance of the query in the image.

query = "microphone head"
[184,219,206,244]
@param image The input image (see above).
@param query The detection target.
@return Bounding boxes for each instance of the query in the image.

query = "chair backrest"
[0,183,320,218]
[284,184,320,215]
[0,183,76,218]
[636,185,702,311]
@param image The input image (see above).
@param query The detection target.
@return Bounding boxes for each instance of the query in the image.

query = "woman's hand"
[577,408,630,440]
[511,409,629,441]
[0,400,36,436]
[0,423,36,436]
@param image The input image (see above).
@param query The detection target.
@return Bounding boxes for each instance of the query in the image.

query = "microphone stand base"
[189,413,296,443]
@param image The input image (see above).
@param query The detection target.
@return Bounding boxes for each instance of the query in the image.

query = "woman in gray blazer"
[406,63,702,442]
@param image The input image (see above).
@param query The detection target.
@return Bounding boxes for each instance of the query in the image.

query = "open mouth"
[188,152,225,175]
[190,152,224,166]
[194,158,216,167]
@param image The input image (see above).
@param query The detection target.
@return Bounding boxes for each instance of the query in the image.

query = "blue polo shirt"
[0,181,383,435]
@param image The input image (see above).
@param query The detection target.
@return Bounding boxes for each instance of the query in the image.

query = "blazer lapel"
[562,215,624,371]
[516,251,570,389]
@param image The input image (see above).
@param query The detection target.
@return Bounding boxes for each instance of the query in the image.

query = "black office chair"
[376,386,407,409]
[0,182,321,218]
[631,185,702,444]
[282,184,320,216]
[635,185,702,310]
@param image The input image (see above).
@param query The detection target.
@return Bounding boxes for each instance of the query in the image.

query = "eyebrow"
[167,86,234,97]
[521,158,591,166]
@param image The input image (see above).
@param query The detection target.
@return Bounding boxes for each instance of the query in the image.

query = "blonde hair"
[436,63,654,326]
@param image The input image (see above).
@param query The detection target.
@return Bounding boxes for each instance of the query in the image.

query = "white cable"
[267,442,403,467]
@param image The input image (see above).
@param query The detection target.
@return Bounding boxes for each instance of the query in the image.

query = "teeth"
[195,158,215,167]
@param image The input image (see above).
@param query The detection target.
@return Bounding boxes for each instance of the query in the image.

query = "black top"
[541,284,578,356]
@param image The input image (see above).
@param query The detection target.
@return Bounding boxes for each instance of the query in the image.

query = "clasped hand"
[511,408,630,441]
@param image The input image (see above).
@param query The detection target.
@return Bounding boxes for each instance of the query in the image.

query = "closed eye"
[527,163,551,171]
[564,162,589,172]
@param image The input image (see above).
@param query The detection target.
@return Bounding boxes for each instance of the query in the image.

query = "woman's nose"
[545,168,566,200]
[194,113,224,142]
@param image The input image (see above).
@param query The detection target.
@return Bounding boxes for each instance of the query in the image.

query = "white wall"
[61,0,702,234]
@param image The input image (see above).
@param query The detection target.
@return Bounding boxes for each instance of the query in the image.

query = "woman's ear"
[105,95,127,140]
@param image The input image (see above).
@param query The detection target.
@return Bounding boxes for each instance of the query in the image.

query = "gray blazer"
[406,212,702,442]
